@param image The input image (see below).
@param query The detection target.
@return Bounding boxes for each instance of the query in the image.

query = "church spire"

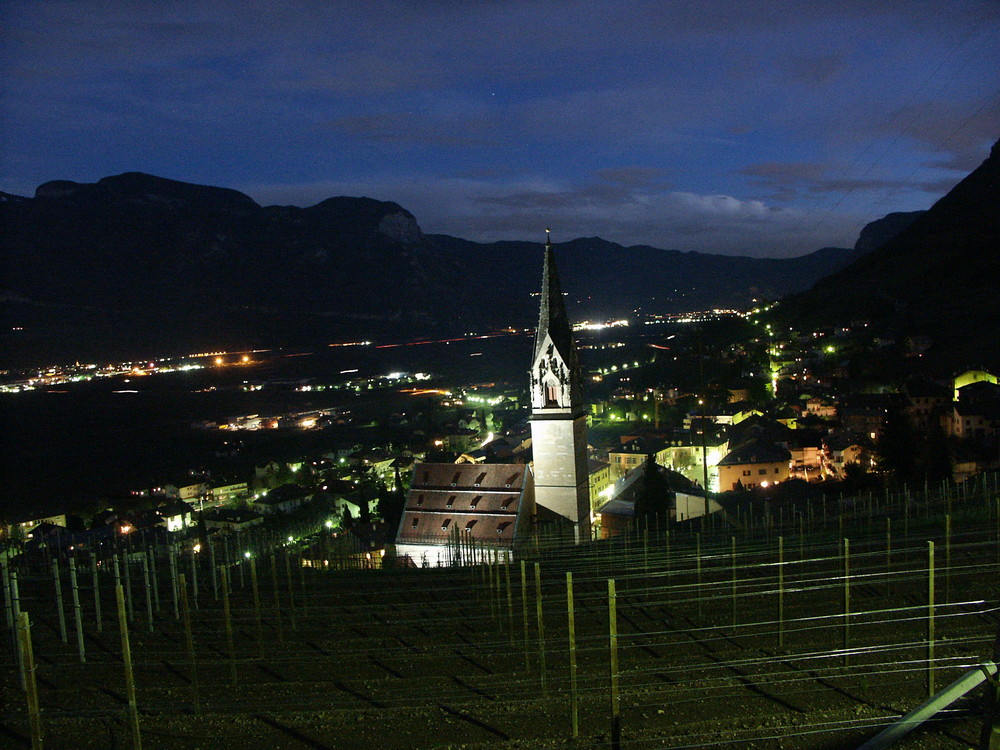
[531,229,583,411]
[534,229,575,364]
[528,228,591,542]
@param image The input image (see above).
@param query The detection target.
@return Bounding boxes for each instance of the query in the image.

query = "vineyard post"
[269,553,283,646]
[696,532,703,619]
[504,553,514,645]
[220,566,237,686]
[116,584,142,750]
[535,562,547,693]
[52,558,67,643]
[124,550,135,622]
[520,559,530,673]
[141,554,154,632]
[11,571,24,688]
[927,541,936,697]
[3,557,13,630]
[250,557,263,659]
[148,548,160,612]
[843,538,851,667]
[566,571,579,738]
[17,611,43,750]
[91,551,102,633]
[665,528,671,605]
[168,547,179,620]
[178,573,201,715]
[885,517,892,598]
[69,555,86,663]
[284,551,297,631]
[609,578,621,750]
[209,539,218,600]
[730,536,737,628]
[190,548,199,611]
[778,536,784,650]
[945,514,952,605]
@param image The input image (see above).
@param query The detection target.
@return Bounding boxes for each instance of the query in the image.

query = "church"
[394,231,591,565]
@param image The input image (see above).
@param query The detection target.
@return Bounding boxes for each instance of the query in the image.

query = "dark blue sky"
[2,0,997,256]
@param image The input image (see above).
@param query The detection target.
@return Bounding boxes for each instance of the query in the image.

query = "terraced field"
[2,488,999,749]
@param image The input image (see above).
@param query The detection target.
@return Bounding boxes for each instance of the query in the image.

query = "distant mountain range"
[0,168,933,367]
[780,138,1000,369]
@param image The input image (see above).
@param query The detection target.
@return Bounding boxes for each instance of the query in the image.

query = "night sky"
[2,1,997,256]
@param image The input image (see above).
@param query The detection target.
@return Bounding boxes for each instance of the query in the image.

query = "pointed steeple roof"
[533,230,582,386]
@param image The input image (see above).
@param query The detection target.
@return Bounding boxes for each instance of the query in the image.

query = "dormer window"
[441,519,451,531]
[469,495,482,509]
[416,494,424,507]
[411,517,419,528]
[446,495,455,508]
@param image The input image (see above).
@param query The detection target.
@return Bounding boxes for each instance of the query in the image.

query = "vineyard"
[3,483,1000,749]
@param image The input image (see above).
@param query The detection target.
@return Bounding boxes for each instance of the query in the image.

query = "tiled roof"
[719,438,792,466]
[397,463,528,546]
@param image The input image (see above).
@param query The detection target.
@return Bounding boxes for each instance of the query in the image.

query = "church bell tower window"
[545,383,559,407]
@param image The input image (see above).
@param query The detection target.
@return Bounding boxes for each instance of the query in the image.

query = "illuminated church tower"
[529,230,591,542]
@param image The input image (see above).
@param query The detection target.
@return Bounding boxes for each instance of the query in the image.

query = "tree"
[634,455,671,526]
[874,408,919,486]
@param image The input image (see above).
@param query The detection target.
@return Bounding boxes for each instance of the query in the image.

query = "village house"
[588,458,613,514]
[253,483,312,515]
[156,499,195,532]
[203,507,265,532]
[717,437,791,491]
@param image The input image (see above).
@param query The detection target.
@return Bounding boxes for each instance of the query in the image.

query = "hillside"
[1,172,859,366]
[778,139,1000,367]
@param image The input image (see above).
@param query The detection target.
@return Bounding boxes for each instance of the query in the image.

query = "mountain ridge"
[2,171,884,366]
[778,137,1000,368]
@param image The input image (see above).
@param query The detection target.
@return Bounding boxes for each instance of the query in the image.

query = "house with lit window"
[156,499,195,532]
[588,458,612,513]
[253,483,312,515]
[395,463,535,566]
[717,437,791,491]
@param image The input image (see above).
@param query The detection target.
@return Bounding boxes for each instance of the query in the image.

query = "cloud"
[778,54,847,88]
[876,97,1000,171]
[739,160,966,200]
[595,167,668,188]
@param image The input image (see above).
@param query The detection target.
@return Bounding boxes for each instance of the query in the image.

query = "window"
[759,468,767,475]
[497,521,512,534]
[545,384,559,406]
[742,470,751,477]
[411,518,419,528]
[465,520,477,531]
[774,467,780,474]
[446,496,455,508]
[441,519,451,531]
[416,494,424,507]
[470,495,482,509]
